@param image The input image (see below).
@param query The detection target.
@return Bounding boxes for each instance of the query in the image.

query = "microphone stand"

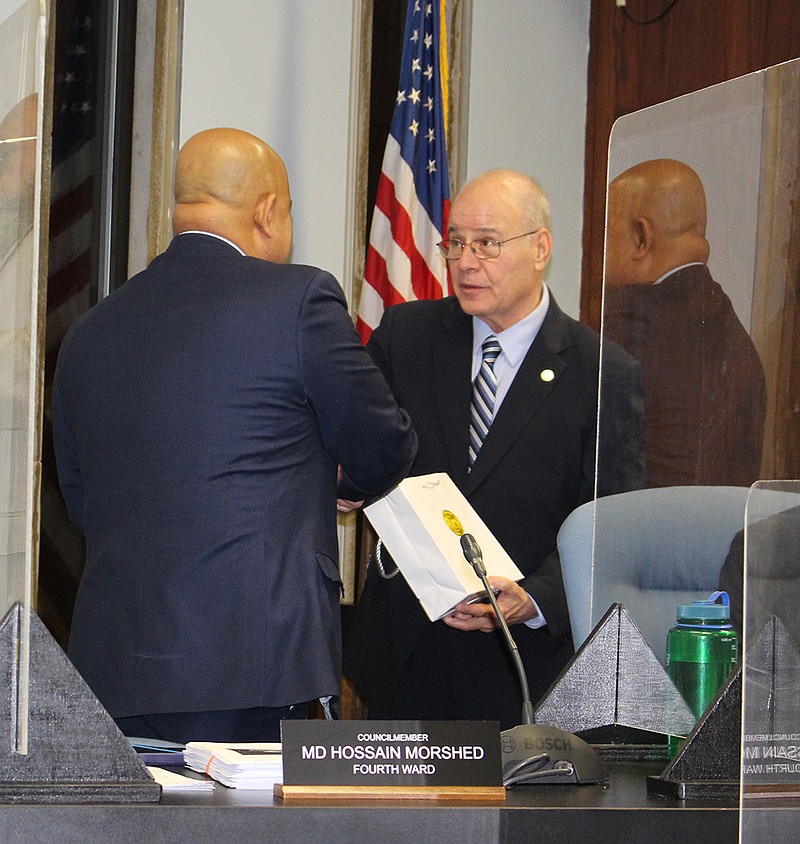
[459,533,534,726]
[459,533,607,786]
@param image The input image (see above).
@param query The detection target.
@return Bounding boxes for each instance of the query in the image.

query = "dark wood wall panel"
[582,0,800,329]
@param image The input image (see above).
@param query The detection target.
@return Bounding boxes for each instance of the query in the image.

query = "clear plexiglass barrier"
[739,480,800,838]
[0,0,47,754]
[557,58,800,761]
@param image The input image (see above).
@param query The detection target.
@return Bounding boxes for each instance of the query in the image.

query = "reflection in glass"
[603,158,766,488]
[588,56,800,834]
[738,482,800,837]
[598,61,800,492]
[587,55,800,678]
[0,0,47,753]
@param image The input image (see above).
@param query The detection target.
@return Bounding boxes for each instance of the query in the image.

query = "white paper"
[147,766,215,790]
[365,473,524,620]
[183,741,283,789]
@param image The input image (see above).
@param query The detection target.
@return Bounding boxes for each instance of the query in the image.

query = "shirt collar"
[471,284,551,367]
[177,230,247,256]
[653,262,705,285]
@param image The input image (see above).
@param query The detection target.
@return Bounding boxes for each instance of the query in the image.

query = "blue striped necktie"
[469,336,502,468]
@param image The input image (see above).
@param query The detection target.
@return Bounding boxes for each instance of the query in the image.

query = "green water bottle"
[666,591,738,758]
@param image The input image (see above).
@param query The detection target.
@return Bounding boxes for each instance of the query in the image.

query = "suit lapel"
[432,303,473,487]
[463,300,572,495]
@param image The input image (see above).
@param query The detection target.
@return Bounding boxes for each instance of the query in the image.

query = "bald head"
[605,158,710,286]
[457,169,552,232]
[172,128,293,262]
[446,168,554,332]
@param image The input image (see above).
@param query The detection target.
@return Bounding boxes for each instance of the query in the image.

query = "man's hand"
[442,576,539,633]
[337,498,364,513]
[336,464,364,512]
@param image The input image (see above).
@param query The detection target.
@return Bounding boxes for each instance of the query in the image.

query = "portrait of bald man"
[52,128,417,743]
[603,158,766,488]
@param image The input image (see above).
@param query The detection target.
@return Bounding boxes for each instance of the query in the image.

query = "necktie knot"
[480,336,502,371]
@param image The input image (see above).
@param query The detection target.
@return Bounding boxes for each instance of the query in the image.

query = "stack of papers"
[129,736,186,766]
[183,742,283,788]
[148,766,215,791]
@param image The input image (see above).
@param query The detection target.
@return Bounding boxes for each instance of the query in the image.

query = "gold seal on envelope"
[442,510,464,536]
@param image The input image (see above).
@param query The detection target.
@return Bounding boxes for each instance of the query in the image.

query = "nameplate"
[280,720,502,787]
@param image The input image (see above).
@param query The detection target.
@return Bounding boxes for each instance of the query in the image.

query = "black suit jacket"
[52,233,416,718]
[345,294,643,718]
[604,265,766,487]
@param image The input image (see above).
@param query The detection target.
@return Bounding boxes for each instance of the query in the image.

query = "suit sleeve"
[298,272,417,500]
[51,372,86,534]
[597,340,646,496]
[364,305,395,384]
[519,548,572,642]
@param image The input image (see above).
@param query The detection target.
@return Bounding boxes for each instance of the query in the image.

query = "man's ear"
[533,228,553,270]
[632,217,652,258]
[254,192,277,238]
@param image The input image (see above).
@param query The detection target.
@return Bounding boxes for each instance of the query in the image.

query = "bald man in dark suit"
[53,128,416,742]
[603,158,766,488]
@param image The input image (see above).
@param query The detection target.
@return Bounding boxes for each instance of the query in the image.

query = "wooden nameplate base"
[743,783,800,799]
[279,720,504,802]
[274,783,506,802]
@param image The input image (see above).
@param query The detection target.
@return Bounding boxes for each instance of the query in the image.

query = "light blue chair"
[556,486,752,664]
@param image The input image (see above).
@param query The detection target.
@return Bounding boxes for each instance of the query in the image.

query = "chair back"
[557,486,751,663]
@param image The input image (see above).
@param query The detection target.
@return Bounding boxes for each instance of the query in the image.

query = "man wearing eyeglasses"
[345,168,643,729]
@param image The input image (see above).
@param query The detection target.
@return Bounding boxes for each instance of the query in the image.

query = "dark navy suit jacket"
[53,233,416,717]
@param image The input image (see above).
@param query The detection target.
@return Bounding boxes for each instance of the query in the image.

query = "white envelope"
[364,472,524,621]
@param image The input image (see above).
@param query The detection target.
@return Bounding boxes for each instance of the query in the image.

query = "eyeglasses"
[437,229,541,261]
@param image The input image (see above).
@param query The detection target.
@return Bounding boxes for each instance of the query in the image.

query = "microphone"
[459,533,607,787]
[459,532,486,575]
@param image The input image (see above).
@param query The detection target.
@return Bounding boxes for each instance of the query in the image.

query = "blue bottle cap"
[677,590,731,622]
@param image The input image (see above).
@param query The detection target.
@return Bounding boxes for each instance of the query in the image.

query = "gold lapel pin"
[540,369,555,382]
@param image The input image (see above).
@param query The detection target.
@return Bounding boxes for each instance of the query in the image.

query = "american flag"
[356,0,451,343]
[39,0,98,645]
[46,0,97,374]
